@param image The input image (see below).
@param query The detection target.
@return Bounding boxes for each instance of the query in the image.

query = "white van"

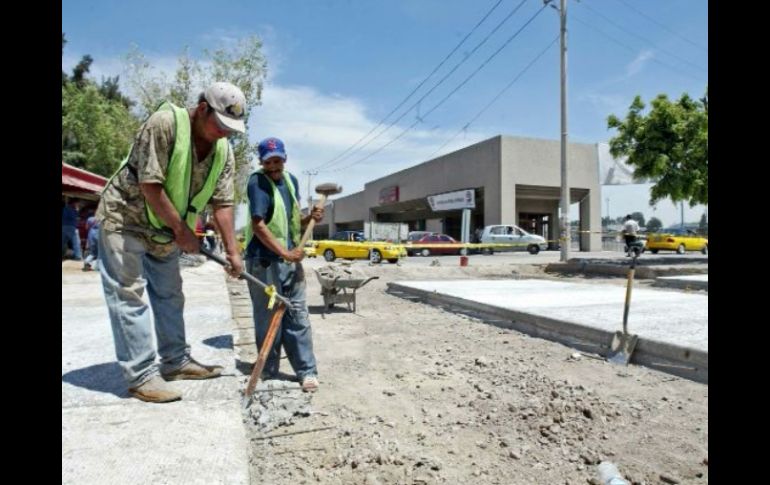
[479,224,547,255]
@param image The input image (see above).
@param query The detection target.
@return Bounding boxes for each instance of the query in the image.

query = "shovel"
[121,224,292,307]
[608,253,639,365]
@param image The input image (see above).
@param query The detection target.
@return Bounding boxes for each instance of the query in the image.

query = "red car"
[412,234,467,256]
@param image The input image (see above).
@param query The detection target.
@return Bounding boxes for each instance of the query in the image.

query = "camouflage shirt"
[96,108,235,257]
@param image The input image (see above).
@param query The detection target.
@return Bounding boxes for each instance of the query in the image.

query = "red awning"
[62,162,108,194]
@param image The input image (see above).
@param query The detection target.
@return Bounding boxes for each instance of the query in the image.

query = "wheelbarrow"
[314,269,378,313]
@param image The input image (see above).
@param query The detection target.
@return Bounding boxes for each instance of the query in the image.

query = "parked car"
[410,233,468,257]
[646,228,708,254]
[479,224,547,255]
[313,238,407,264]
[331,230,366,242]
[405,231,434,256]
[407,231,434,241]
[303,240,317,258]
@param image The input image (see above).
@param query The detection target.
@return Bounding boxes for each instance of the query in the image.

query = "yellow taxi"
[313,231,406,264]
[303,241,318,258]
[646,228,708,254]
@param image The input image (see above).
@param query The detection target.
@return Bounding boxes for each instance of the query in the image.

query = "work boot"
[128,376,182,403]
[301,375,319,393]
[161,358,223,381]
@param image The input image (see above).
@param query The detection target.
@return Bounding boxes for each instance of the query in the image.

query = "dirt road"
[234,259,708,485]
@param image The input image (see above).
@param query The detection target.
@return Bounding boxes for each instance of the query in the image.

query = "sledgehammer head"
[315,183,342,197]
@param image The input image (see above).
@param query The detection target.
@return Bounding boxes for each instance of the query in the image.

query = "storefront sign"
[379,185,399,205]
[427,189,475,211]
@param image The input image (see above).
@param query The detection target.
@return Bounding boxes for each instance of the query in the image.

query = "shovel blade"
[607,331,639,365]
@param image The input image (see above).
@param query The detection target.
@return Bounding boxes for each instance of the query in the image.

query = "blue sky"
[63,0,708,228]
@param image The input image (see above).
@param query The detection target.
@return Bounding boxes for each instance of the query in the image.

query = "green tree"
[62,33,68,85]
[99,75,135,110]
[71,55,94,88]
[630,212,646,227]
[646,217,662,233]
[607,87,708,207]
[698,213,708,235]
[123,36,268,203]
[61,38,139,176]
[62,83,139,176]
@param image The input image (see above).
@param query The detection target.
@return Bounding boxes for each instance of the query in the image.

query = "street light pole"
[559,0,570,262]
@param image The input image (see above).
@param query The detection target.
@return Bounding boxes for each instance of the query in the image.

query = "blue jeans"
[84,231,99,270]
[62,225,82,260]
[246,258,317,380]
[98,227,191,387]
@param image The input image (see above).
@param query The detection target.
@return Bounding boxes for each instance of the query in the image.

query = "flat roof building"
[312,135,602,251]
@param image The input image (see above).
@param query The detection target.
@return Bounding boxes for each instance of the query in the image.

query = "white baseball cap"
[203,82,247,134]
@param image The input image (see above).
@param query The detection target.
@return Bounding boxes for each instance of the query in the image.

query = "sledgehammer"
[297,183,343,250]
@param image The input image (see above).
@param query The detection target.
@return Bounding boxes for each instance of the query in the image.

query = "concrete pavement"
[388,278,708,382]
[62,260,249,485]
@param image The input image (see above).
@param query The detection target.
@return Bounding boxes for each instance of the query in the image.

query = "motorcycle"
[624,238,646,258]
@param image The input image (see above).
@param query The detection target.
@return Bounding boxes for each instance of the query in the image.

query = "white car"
[479,224,547,255]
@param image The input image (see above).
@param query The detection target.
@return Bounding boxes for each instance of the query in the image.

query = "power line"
[615,0,707,52]
[427,35,560,160]
[571,12,705,83]
[313,0,529,172]
[328,2,550,173]
[579,1,706,74]
[311,0,504,172]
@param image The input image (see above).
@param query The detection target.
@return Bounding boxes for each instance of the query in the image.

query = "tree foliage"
[123,36,268,203]
[62,34,139,176]
[630,211,646,227]
[646,217,662,233]
[698,213,708,235]
[62,83,139,176]
[607,87,708,207]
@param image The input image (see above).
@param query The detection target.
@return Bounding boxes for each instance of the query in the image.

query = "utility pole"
[302,170,318,211]
[558,0,570,262]
[303,169,318,241]
[680,200,685,229]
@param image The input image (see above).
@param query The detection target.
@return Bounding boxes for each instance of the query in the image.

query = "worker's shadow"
[234,359,297,381]
[307,304,355,315]
[203,334,233,350]
[62,362,128,398]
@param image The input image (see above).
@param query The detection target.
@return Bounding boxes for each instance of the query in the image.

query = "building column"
[579,191,601,251]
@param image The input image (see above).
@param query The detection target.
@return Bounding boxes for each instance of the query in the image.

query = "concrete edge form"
[653,277,708,291]
[386,282,707,384]
[545,261,708,279]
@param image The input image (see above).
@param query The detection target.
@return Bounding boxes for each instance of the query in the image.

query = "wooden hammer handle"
[297,194,328,251]
[244,302,287,397]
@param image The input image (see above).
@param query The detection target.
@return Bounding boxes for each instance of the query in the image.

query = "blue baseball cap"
[258,137,287,162]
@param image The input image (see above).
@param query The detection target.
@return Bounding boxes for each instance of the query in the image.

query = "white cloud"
[63,51,493,200]
[252,83,492,195]
[625,50,654,77]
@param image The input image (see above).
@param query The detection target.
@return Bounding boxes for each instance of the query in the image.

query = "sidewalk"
[62,260,249,485]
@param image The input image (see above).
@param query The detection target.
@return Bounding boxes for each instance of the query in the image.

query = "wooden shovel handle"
[244,302,287,397]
